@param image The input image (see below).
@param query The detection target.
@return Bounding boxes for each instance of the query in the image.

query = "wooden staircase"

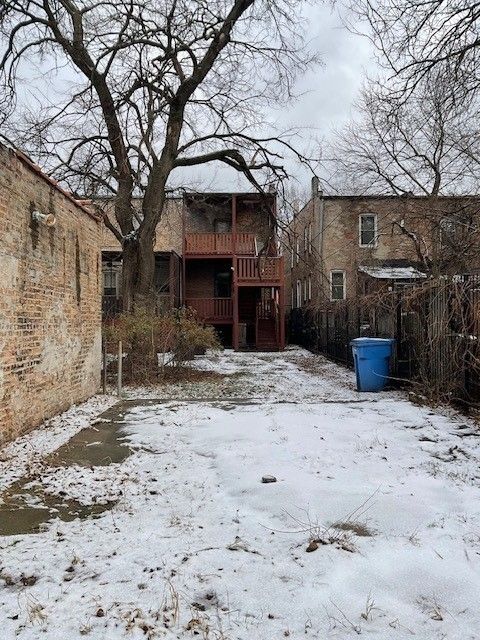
[255,300,280,351]
[256,318,279,351]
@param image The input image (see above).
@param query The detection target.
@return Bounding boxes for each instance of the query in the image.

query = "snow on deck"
[1,348,480,639]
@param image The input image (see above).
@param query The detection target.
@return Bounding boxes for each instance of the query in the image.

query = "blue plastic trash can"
[350,337,395,392]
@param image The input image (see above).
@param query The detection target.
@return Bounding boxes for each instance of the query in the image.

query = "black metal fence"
[289,275,480,407]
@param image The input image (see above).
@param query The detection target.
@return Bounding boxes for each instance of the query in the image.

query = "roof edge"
[1,142,101,223]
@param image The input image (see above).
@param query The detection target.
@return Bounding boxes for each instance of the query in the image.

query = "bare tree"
[327,62,480,274]
[0,0,316,310]
[331,70,479,196]
[347,1,478,83]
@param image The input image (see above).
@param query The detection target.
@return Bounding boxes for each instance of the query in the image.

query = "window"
[308,222,312,254]
[304,226,308,254]
[291,285,294,308]
[296,237,299,264]
[103,270,118,297]
[308,275,312,301]
[296,280,302,308]
[303,278,307,303]
[102,262,121,297]
[290,244,294,268]
[330,270,346,301]
[440,215,466,248]
[359,214,377,247]
[154,257,170,293]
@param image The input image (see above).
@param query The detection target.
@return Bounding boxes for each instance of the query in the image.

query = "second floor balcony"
[184,232,256,256]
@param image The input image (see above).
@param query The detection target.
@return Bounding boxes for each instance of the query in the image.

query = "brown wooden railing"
[185,297,233,321]
[184,233,256,256]
[256,299,276,319]
[236,256,283,284]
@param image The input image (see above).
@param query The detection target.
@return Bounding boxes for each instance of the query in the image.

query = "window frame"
[296,279,302,308]
[295,237,300,264]
[308,274,312,301]
[330,270,346,301]
[359,213,378,248]
[308,222,312,254]
[102,263,121,298]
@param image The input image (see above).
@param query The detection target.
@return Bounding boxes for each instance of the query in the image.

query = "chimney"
[311,176,322,200]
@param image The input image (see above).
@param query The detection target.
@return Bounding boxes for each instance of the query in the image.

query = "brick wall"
[185,260,231,298]
[0,144,102,444]
[286,189,480,308]
[101,197,183,254]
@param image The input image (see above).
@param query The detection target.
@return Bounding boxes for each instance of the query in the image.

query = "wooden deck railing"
[185,297,233,321]
[236,256,283,284]
[184,233,256,256]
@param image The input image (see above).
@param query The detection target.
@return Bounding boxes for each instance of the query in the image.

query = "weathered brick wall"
[321,196,480,300]
[101,198,183,254]
[286,192,480,306]
[284,180,324,311]
[0,144,102,444]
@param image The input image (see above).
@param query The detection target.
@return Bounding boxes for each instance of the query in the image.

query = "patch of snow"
[0,394,117,491]
[1,351,480,639]
[359,265,427,279]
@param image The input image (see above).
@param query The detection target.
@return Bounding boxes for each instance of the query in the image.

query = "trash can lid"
[350,337,395,346]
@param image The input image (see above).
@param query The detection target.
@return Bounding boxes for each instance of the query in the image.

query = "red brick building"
[102,191,285,351]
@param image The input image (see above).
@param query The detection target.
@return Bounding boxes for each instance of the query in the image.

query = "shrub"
[104,308,220,383]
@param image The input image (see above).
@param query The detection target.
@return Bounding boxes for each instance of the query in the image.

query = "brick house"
[101,197,183,318]
[0,143,102,443]
[102,191,285,351]
[285,178,480,310]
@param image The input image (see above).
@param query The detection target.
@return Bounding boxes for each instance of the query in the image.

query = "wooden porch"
[185,297,233,323]
[184,233,256,257]
[236,256,283,286]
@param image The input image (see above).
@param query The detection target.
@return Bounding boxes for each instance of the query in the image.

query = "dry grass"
[278,490,379,553]
[331,520,375,537]
[160,368,227,384]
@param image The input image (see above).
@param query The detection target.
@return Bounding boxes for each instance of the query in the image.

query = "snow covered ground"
[1,348,480,639]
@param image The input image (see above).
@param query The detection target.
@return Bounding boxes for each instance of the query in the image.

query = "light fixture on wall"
[32,209,56,227]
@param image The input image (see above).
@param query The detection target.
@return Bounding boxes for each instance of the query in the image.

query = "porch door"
[214,268,232,298]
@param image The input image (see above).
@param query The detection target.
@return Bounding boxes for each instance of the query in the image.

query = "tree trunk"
[121,238,156,312]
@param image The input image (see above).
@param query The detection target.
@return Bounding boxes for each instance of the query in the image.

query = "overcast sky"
[9,2,375,198]
[173,4,375,195]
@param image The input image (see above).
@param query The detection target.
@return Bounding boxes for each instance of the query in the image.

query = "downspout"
[311,176,325,300]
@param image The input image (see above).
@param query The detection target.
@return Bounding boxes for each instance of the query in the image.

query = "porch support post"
[278,285,286,350]
[181,198,186,308]
[232,195,239,350]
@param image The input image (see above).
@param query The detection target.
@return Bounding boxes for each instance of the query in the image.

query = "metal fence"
[289,274,480,406]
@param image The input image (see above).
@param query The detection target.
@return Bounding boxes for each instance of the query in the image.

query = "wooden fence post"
[117,340,123,397]
[102,341,107,394]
